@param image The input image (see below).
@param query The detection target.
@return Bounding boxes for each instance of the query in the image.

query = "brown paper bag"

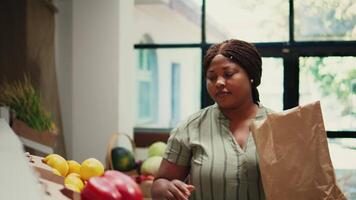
[251,101,346,200]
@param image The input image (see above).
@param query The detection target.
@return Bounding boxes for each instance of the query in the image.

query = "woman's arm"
[151,159,195,200]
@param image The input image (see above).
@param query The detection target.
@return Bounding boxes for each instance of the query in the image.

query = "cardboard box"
[28,154,152,200]
[28,154,80,200]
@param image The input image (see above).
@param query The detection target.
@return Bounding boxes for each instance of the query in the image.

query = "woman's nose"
[216,76,225,88]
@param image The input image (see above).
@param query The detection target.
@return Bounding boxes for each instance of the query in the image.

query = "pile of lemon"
[43,154,104,192]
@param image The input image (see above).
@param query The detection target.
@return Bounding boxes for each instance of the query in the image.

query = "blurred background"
[0,0,355,198]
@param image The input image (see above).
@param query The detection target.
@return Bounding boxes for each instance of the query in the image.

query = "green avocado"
[111,146,136,172]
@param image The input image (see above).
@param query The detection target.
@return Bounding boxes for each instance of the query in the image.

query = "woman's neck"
[219,100,259,122]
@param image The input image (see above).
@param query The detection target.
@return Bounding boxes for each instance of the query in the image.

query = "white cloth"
[0,119,43,200]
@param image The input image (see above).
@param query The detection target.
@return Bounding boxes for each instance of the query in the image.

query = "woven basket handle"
[106,132,136,170]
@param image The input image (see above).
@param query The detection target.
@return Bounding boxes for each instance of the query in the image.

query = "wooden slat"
[134,131,170,147]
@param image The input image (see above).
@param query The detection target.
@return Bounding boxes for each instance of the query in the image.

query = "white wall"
[117,1,135,151]
[134,4,201,43]
[55,0,73,158]
[55,0,135,162]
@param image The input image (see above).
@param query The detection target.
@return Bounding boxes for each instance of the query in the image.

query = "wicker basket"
[105,132,137,174]
[105,132,153,199]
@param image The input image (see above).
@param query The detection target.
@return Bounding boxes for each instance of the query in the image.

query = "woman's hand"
[163,179,195,200]
[151,159,195,200]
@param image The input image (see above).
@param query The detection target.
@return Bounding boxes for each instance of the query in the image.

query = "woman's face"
[206,54,252,109]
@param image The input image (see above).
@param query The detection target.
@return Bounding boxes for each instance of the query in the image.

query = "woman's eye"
[224,71,234,77]
[207,75,216,81]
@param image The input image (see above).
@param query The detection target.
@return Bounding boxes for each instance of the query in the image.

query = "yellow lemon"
[64,175,84,192]
[65,184,81,193]
[52,168,61,176]
[80,158,104,181]
[46,154,69,176]
[67,160,81,174]
[43,154,62,164]
[67,172,81,179]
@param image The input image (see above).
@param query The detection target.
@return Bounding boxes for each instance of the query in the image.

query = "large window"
[136,35,158,124]
[206,0,289,43]
[134,1,356,196]
[295,0,356,41]
[134,48,201,128]
[299,56,356,131]
[259,58,284,111]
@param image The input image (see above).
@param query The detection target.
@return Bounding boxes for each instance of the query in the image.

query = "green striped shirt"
[164,103,270,200]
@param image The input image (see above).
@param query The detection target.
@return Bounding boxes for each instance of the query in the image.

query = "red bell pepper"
[135,175,155,184]
[104,171,143,200]
[81,176,122,200]
[81,170,143,200]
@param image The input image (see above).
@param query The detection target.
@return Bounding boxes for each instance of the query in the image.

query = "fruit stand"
[26,131,160,200]
[27,153,153,200]
[28,154,81,200]
[2,118,158,200]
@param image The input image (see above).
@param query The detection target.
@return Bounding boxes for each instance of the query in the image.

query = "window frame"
[134,0,356,146]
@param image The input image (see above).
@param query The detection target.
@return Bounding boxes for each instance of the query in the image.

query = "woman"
[152,39,271,200]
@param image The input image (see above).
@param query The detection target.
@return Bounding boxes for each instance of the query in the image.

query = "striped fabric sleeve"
[163,127,192,166]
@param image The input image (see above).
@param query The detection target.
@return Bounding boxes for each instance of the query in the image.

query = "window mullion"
[283,52,299,109]
[289,0,294,43]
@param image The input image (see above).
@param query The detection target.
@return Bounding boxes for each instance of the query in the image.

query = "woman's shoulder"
[172,105,215,132]
[255,103,275,120]
[260,104,274,114]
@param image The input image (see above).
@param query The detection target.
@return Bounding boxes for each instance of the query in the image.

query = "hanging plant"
[0,75,56,132]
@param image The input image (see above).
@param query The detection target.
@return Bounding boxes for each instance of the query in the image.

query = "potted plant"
[0,76,58,147]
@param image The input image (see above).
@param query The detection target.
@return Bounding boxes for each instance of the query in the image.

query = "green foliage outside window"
[300,57,356,116]
[295,0,356,40]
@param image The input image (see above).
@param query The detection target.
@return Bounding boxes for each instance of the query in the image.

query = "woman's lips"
[216,91,231,98]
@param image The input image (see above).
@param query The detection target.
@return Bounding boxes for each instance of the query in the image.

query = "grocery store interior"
[0,0,355,199]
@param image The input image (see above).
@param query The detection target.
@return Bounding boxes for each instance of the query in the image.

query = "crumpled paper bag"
[251,101,346,200]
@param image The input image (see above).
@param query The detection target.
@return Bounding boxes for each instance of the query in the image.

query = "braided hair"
[203,39,262,105]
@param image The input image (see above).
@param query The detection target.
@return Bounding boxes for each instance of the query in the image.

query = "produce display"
[41,140,167,199]
[111,146,136,172]
[43,154,70,176]
[139,141,166,177]
[80,158,105,181]
[43,154,104,193]
[140,156,162,177]
[81,171,143,200]
[147,141,167,157]
[65,173,84,192]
